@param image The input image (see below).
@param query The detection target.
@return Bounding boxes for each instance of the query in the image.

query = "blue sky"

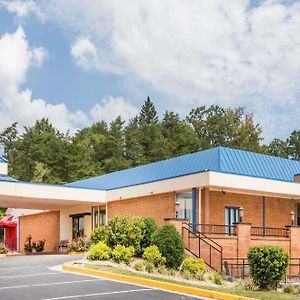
[0,0,299,142]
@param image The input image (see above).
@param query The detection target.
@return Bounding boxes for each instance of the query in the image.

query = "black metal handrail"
[195,224,237,236]
[182,222,223,272]
[251,226,289,238]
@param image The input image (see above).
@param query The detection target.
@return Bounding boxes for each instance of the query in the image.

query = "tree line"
[0,97,299,184]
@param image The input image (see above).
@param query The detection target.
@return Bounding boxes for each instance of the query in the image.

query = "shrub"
[212,272,223,285]
[157,266,168,275]
[140,217,157,253]
[87,241,111,261]
[152,224,184,269]
[32,239,46,252]
[24,235,33,253]
[182,270,192,280]
[111,245,135,264]
[108,216,145,253]
[145,262,155,273]
[142,245,166,266]
[283,284,297,295]
[168,269,177,276]
[0,243,7,254]
[134,262,144,271]
[90,225,110,245]
[67,237,89,253]
[248,246,289,289]
[181,257,206,275]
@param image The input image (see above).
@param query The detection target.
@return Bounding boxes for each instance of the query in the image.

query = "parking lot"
[0,255,210,300]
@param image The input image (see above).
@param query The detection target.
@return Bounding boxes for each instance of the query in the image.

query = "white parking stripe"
[42,288,154,300]
[0,278,104,290]
[0,272,58,279]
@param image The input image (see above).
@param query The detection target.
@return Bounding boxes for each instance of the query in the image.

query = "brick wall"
[19,211,60,253]
[108,192,175,225]
[203,190,294,228]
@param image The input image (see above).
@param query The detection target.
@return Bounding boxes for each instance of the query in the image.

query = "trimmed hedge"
[248,245,289,289]
[152,224,184,269]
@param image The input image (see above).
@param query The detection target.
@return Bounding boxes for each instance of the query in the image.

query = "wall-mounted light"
[119,196,122,200]
[175,201,180,218]
[148,190,153,195]
[291,210,295,226]
[222,190,226,195]
[239,206,244,223]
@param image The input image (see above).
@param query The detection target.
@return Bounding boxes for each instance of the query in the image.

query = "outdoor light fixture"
[291,210,295,226]
[239,206,244,223]
[175,201,180,218]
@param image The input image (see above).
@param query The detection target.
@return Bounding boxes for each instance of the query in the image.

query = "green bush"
[0,243,7,254]
[134,262,144,271]
[182,270,192,280]
[145,262,155,273]
[111,244,135,264]
[181,257,206,275]
[152,224,184,269]
[142,245,166,266]
[108,216,145,253]
[212,272,223,285]
[283,284,297,295]
[67,237,89,252]
[87,241,111,261]
[32,239,46,252]
[248,246,289,289]
[140,217,157,253]
[90,225,110,245]
[24,235,33,253]
[157,266,168,275]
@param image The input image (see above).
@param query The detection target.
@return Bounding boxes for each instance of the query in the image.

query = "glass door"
[225,207,240,236]
[72,216,84,239]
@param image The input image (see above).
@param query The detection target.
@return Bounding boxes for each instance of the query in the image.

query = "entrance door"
[72,216,84,239]
[296,203,300,226]
[225,207,240,236]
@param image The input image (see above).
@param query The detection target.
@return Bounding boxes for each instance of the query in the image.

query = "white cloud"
[0,0,45,21]
[0,27,138,134]
[90,96,138,124]
[39,0,300,141]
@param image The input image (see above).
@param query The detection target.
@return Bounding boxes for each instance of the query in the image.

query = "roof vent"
[295,174,300,182]
[0,156,8,175]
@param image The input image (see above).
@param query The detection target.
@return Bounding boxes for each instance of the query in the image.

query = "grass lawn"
[82,263,297,300]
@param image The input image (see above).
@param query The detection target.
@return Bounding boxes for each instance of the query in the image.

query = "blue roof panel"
[0,156,7,163]
[65,147,300,190]
[0,174,18,182]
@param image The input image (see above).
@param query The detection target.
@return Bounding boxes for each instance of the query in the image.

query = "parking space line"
[0,272,58,279]
[0,278,104,290]
[41,288,155,300]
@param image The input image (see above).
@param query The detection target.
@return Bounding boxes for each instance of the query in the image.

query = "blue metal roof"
[65,147,300,191]
[0,156,7,163]
[0,174,18,182]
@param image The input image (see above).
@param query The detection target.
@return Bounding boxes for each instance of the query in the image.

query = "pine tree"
[139,96,159,125]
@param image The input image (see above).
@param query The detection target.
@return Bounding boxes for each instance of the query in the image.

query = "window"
[176,192,192,222]
[225,207,240,236]
[92,206,106,229]
[72,216,84,239]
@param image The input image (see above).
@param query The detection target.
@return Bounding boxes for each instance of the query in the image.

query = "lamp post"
[291,210,295,226]
[239,206,244,223]
[175,201,180,218]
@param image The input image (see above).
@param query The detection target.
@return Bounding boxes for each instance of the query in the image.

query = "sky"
[0,0,299,143]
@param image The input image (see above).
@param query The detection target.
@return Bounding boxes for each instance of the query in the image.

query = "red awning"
[0,215,17,228]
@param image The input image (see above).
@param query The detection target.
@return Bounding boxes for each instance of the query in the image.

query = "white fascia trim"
[0,181,106,203]
[208,171,300,198]
[106,172,210,201]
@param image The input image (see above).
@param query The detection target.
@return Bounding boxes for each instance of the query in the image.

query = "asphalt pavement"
[0,255,211,300]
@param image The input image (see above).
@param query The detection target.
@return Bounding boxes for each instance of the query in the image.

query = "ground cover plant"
[0,243,7,254]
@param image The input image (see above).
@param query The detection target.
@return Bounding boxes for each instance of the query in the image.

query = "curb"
[63,265,254,300]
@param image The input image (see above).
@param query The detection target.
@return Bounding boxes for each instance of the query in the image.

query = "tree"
[161,111,200,157]
[287,130,300,160]
[0,122,18,159]
[187,105,262,151]
[267,139,288,158]
[139,96,158,125]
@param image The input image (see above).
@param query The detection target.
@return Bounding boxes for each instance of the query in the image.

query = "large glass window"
[176,192,192,222]
[72,216,84,239]
[92,206,106,229]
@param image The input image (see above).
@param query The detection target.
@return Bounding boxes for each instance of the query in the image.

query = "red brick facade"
[19,211,60,253]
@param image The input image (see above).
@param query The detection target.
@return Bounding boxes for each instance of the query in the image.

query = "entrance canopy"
[0,181,106,210]
[0,215,16,227]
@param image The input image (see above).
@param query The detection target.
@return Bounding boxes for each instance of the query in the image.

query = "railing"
[182,222,223,272]
[222,257,300,283]
[195,224,237,236]
[250,226,289,238]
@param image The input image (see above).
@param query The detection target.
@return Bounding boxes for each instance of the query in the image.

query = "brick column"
[164,218,188,235]
[287,226,300,258]
[236,223,251,258]
[201,188,210,224]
